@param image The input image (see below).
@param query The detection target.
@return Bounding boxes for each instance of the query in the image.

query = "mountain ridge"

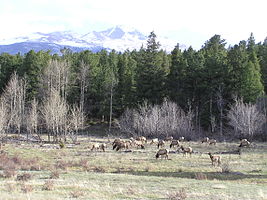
[0,26,185,54]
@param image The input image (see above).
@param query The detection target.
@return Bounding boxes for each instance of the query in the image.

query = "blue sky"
[1,0,267,49]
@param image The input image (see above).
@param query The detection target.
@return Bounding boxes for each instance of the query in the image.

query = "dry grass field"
[0,135,266,200]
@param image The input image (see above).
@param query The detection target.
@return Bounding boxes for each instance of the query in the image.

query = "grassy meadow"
[0,136,266,200]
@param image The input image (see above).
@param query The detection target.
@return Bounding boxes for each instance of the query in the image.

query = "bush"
[167,188,187,200]
[70,190,85,198]
[21,184,33,193]
[16,173,32,181]
[50,169,60,179]
[42,180,54,191]
[221,162,231,173]
[3,169,17,178]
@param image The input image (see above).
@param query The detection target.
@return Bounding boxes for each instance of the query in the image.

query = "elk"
[155,149,169,159]
[170,139,180,148]
[165,136,173,142]
[239,139,250,147]
[114,141,129,151]
[150,138,159,145]
[201,137,209,143]
[91,143,100,151]
[91,143,107,152]
[208,139,217,145]
[100,143,107,152]
[136,136,147,144]
[134,140,145,149]
[208,152,221,166]
[157,140,165,149]
[178,136,185,142]
[180,145,193,157]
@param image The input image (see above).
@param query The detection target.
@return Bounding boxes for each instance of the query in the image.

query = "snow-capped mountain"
[0,26,184,54]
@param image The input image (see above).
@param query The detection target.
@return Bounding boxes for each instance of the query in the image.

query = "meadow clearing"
[0,135,266,200]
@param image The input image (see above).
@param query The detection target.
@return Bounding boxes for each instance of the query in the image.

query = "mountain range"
[0,26,184,54]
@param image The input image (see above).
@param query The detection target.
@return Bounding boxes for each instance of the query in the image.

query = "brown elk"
[155,149,169,159]
[208,152,221,166]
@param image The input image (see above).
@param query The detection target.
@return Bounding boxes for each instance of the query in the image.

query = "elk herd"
[90,136,251,167]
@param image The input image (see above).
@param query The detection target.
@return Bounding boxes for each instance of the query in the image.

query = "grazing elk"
[155,149,169,159]
[239,139,250,147]
[170,139,180,148]
[136,136,147,144]
[114,141,129,151]
[208,139,217,145]
[208,152,221,166]
[180,145,193,157]
[157,140,165,149]
[134,140,145,149]
[165,136,173,142]
[201,137,209,143]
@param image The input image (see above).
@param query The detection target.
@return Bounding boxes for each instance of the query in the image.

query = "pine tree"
[243,33,264,102]
[136,31,166,105]
[257,38,267,95]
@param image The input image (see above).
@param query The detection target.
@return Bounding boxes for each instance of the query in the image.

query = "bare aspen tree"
[69,105,86,143]
[119,100,194,138]
[41,59,70,99]
[26,98,40,141]
[216,86,225,136]
[79,61,89,118]
[118,108,136,134]
[0,98,8,145]
[256,97,267,136]
[42,89,68,142]
[227,98,265,138]
[3,72,26,135]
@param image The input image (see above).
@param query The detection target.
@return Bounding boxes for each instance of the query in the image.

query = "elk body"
[155,149,169,159]
[157,140,165,149]
[91,143,106,152]
[170,140,180,148]
[208,152,221,166]
[136,136,147,144]
[239,139,250,147]
[201,137,209,143]
[165,136,173,142]
[208,139,217,145]
[180,146,193,157]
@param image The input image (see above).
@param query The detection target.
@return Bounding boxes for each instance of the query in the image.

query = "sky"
[1,0,267,49]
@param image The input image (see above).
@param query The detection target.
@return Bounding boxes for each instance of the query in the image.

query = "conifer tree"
[136,31,166,105]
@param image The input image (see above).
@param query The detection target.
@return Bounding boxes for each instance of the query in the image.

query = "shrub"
[3,169,17,178]
[50,169,60,179]
[221,162,231,173]
[5,183,16,192]
[16,173,32,181]
[42,180,54,191]
[21,184,33,193]
[167,188,187,200]
[70,190,85,198]
[79,159,90,172]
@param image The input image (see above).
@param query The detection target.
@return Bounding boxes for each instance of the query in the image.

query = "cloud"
[0,0,267,48]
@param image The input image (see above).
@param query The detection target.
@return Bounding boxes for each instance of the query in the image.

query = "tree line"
[0,32,266,140]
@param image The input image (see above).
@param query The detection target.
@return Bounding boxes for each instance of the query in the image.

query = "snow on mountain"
[0,26,184,54]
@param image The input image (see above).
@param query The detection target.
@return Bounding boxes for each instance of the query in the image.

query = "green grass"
[0,137,267,199]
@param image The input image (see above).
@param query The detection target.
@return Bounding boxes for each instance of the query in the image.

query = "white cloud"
[0,0,267,48]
